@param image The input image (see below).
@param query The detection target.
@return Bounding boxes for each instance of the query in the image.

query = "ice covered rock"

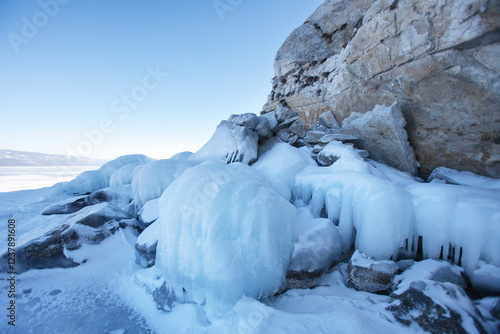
[407,183,500,272]
[62,219,120,250]
[1,203,131,273]
[64,202,132,228]
[289,207,343,274]
[228,113,259,129]
[137,198,160,229]
[388,260,487,334]
[65,154,154,194]
[135,220,161,268]
[428,167,500,190]
[316,140,369,167]
[342,103,418,175]
[131,159,197,209]
[470,261,500,296]
[42,195,88,215]
[393,260,468,292]
[191,121,259,164]
[87,185,133,210]
[253,141,316,200]
[1,225,78,274]
[155,162,297,315]
[347,250,398,293]
[109,163,143,187]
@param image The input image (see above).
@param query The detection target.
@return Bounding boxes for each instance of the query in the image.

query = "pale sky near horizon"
[0,0,323,160]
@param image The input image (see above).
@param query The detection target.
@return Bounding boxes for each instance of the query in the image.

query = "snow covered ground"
[0,166,100,192]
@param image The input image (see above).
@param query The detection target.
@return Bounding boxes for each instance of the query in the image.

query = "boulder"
[254,116,272,139]
[288,120,306,138]
[318,111,340,129]
[342,103,418,175]
[347,250,398,293]
[304,130,329,144]
[260,111,278,131]
[228,113,259,129]
[263,0,500,178]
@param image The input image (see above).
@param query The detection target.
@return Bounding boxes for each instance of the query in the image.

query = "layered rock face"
[263,0,500,177]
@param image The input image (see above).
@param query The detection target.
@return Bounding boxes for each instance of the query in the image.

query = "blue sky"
[0,0,322,160]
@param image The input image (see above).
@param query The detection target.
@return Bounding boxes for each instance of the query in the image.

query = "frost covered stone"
[191,121,259,164]
[131,159,197,209]
[155,163,297,315]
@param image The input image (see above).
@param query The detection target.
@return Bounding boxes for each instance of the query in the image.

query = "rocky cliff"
[263,0,500,177]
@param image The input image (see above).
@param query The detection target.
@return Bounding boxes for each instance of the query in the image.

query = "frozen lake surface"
[0,166,100,192]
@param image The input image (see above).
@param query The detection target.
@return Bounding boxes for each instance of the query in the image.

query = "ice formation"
[155,162,297,315]
[131,159,198,209]
[252,141,316,200]
[109,163,143,187]
[407,183,500,272]
[294,169,414,260]
[66,154,153,194]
